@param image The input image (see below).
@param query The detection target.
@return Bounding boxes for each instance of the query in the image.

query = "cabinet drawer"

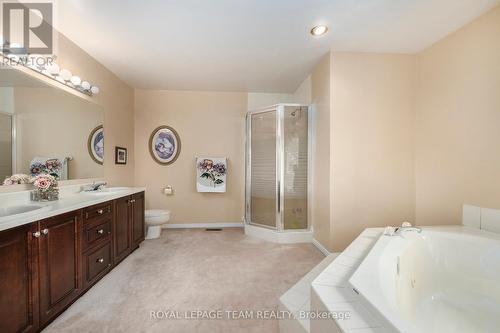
[84,242,112,286]
[84,202,112,222]
[83,218,111,250]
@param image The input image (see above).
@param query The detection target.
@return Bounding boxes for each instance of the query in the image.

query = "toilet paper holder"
[163,185,173,195]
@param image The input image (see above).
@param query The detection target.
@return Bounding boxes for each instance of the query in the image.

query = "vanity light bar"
[0,47,100,97]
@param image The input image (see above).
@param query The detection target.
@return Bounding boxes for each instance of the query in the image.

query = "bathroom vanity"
[0,50,145,333]
[0,188,145,333]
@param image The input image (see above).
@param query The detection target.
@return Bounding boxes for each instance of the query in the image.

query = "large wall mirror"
[0,67,104,186]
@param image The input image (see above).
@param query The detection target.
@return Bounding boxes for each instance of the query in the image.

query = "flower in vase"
[32,174,58,192]
[3,174,30,185]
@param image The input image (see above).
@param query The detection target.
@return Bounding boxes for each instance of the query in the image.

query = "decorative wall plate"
[88,125,104,165]
[149,126,181,165]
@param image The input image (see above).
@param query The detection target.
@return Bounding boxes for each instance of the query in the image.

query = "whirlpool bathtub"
[349,226,500,333]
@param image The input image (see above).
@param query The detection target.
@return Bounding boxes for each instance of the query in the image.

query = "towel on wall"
[30,157,69,180]
[196,157,227,193]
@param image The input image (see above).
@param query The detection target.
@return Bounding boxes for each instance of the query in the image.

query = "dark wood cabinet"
[113,196,132,264]
[113,193,145,264]
[38,211,82,326]
[83,241,112,287]
[132,192,145,248]
[82,201,113,290]
[0,223,39,333]
[0,191,144,332]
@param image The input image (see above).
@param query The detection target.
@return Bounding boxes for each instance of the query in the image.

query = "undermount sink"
[0,204,50,219]
[83,187,131,195]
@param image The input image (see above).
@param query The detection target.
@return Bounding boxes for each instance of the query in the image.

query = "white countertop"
[0,186,145,232]
[310,228,392,333]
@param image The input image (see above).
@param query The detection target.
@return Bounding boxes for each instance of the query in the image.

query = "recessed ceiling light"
[310,25,328,37]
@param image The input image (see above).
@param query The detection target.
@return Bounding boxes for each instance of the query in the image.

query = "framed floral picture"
[149,126,181,165]
[196,157,227,193]
[115,147,127,165]
[88,125,104,165]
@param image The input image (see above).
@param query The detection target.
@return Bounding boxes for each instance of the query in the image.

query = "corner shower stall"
[245,104,312,243]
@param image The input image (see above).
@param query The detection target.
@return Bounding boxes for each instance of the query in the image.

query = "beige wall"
[293,75,312,105]
[415,5,500,225]
[14,87,104,180]
[55,33,135,186]
[308,6,500,251]
[134,90,247,224]
[0,32,135,192]
[247,93,295,110]
[0,88,14,181]
[247,75,311,111]
[330,53,416,251]
[309,52,416,252]
[310,54,332,250]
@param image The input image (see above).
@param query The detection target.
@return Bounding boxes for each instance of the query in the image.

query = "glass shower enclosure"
[245,104,310,231]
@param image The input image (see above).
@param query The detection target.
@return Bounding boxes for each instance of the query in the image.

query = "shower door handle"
[277,181,280,213]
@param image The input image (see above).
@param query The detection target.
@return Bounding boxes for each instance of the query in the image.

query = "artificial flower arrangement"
[2,172,59,201]
[30,174,59,201]
[3,174,31,185]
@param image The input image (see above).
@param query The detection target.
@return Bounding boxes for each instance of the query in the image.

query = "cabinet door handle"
[97,209,104,214]
[32,231,41,238]
[96,258,104,263]
[130,199,136,203]
[97,229,104,234]
[42,228,49,235]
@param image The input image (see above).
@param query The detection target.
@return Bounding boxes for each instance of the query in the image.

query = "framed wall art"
[115,147,127,165]
[149,125,181,165]
[88,125,104,165]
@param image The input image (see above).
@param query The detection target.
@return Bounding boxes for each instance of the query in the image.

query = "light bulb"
[47,63,60,75]
[81,81,91,90]
[59,69,72,81]
[310,25,328,37]
[90,86,100,94]
[7,53,18,61]
[70,76,81,86]
[0,36,6,54]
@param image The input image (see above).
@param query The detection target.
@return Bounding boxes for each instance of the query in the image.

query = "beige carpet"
[44,228,324,333]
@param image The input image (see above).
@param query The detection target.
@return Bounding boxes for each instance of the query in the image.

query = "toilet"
[145,209,170,239]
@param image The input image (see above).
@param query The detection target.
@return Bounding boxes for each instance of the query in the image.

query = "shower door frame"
[245,104,311,232]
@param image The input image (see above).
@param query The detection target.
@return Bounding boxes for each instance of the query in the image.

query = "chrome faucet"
[384,222,422,236]
[83,181,107,192]
[394,222,422,235]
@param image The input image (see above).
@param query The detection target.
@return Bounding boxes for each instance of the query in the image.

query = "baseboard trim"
[312,238,331,256]
[163,222,244,229]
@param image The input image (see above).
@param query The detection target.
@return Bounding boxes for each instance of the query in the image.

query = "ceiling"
[57,0,500,92]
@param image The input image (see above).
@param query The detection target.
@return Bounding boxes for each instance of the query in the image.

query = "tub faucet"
[384,222,422,236]
[395,221,422,235]
[395,226,422,234]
